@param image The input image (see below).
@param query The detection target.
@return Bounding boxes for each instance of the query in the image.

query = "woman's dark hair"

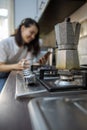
[15,18,40,56]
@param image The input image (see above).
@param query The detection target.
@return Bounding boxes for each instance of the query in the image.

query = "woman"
[0,18,41,92]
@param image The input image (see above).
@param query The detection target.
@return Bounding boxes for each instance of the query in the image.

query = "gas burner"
[54,75,82,87]
[53,69,84,87]
[60,75,74,81]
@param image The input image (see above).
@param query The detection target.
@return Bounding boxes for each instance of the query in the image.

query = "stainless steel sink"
[28,94,87,130]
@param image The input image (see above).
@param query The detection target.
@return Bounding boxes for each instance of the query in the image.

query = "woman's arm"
[0,59,29,72]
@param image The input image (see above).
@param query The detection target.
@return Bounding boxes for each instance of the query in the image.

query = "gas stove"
[38,66,87,92]
[15,65,87,99]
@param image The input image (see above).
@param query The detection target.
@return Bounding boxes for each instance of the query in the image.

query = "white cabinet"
[15,0,36,28]
[35,0,50,21]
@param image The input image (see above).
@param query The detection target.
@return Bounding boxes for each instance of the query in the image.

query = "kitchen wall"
[42,30,56,47]
[70,2,87,65]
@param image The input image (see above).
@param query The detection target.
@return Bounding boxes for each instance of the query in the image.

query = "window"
[0,9,8,40]
[80,19,87,38]
[0,0,14,41]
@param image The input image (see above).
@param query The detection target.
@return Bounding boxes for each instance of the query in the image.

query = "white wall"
[14,0,36,28]
[70,2,87,65]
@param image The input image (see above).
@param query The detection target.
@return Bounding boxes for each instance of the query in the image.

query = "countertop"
[0,70,87,130]
[0,71,32,130]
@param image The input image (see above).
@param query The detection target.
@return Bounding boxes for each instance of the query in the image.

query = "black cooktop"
[38,68,87,92]
[38,78,87,92]
[33,65,87,92]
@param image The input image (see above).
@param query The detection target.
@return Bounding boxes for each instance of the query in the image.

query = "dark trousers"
[0,72,10,92]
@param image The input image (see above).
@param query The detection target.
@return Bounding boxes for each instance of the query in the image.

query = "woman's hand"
[38,57,47,65]
[14,59,30,70]
[38,51,51,65]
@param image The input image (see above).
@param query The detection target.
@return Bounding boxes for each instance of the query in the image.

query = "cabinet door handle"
[39,1,45,9]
